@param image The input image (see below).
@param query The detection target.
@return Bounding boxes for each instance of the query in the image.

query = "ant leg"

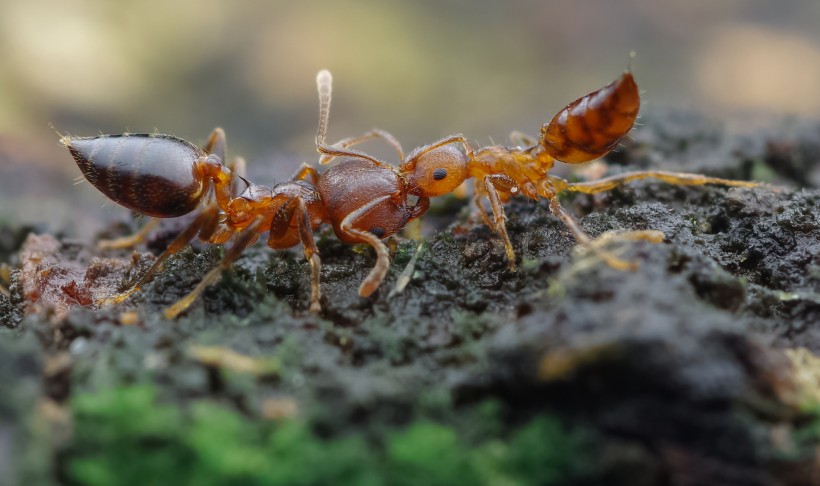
[203,127,227,160]
[339,194,394,297]
[227,156,247,196]
[98,204,222,306]
[97,218,160,251]
[268,196,323,313]
[585,230,665,248]
[203,128,249,198]
[561,171,760,195]
[292,163,320,184]
[509,130,537,148]
[482,175,517,270]
[163,218,262,319]
[546,196,638,271]
[295,199,322,313]
[319,129,405,165]
[197,155,235,212]
[471,183,495,228]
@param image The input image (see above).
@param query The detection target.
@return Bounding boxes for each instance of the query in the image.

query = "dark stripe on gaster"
[86,139,103,186]
[574,98,596,147]
[131,136,155,211]
[107,136,127,205]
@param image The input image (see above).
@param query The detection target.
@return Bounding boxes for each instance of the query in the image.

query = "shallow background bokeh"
[1,0,819,232]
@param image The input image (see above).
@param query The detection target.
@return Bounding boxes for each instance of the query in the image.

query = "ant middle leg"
[561,170,760,195]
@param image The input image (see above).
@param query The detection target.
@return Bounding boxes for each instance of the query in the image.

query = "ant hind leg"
[98,204,222,307]
[562,170,760,195]
[546,197,645,272]
[163,218,262,319]
[97,218,160,251]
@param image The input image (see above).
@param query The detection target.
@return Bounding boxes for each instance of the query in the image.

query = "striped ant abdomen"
[539,71,639,164]
[64,133,208,218]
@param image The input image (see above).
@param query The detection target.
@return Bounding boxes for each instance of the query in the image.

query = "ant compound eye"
[432,168,448,181]
[369,227,386,239]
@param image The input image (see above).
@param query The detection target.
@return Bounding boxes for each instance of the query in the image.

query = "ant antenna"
[316,70,333,146]
[313,69,391,169]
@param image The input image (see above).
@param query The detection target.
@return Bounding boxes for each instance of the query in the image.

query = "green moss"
[65,384,595,486]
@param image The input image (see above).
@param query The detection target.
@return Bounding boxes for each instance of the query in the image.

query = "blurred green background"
[1,0,819,230]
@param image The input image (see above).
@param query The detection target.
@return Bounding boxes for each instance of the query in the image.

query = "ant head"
[404,145,468,197]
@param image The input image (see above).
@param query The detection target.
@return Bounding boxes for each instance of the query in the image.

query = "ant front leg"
[471,184,495,229]
[559,171,760,195]
[509,131,538,149]
[292,163,321,184]
[339,194,394,298]
[480,175,517,270]
[163,217,262,319]
[319,129,405,165]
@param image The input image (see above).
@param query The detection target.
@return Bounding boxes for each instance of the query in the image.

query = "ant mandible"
[62,77,429,318]
[314,70,761,271]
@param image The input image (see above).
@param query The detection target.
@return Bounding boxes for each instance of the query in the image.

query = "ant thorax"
[468,146,554,200]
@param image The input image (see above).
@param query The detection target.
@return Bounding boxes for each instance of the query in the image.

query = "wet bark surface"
[1,110,819,485]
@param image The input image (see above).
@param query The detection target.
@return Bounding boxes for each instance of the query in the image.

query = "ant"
[314,70,761,272]
[62,77,431,318]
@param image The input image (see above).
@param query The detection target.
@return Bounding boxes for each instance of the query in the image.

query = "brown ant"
[315,70,761,272]
[62,77,430,318]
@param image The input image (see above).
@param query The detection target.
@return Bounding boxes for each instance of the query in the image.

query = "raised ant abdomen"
[315,70,762,273]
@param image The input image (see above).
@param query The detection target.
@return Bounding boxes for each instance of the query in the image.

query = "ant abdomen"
[64,134,207,218]
[540,71,639,164]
